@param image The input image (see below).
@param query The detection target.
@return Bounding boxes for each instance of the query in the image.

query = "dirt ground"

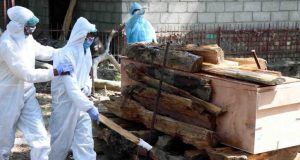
[10,82,115,160]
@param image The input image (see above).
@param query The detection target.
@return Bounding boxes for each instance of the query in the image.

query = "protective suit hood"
[66,17,97,47]
[6,6,38,39]
[129,2,143,15]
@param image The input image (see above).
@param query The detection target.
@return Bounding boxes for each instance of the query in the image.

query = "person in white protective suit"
[49,17,100,160]
[0,6,72,160]
[125,2,157,44]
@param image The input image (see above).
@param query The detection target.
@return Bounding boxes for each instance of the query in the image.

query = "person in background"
[49,17,100,160]
[125,2,157,44]
[0,6,72,160]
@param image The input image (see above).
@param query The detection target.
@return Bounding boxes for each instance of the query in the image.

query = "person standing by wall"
[125,2,157,44]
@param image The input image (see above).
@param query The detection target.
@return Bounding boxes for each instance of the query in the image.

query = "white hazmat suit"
[49,17,97,160]
[0,6,56,160]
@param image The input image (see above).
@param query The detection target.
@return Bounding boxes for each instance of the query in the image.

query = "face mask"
[83,37,94,50]
[24,26,36,36]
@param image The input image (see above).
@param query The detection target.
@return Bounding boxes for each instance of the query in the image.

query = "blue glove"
[87,106,100,124]
[56,63,73,75]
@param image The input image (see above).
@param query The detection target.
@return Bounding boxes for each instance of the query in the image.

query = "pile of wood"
[98,43,298,159]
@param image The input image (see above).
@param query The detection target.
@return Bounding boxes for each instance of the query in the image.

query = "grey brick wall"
[25,0,300,31]
[29,0,49,29]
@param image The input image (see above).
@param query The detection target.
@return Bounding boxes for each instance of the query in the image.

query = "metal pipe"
[251,49,261,69]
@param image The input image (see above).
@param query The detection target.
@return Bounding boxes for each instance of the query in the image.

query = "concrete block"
[161,13,179,23]
[234,12,252,22]
[262,1,280,12]
[106,3,115,12]
[96,13,103,22]
[145,13,161,24]
[86,2,94,10]
[207,2,224,12]
[225,2,243,12]
[244,2,261,12]
[115,2,129,13]
[169,2,187,13]
[280,1,298,11]
[179,13,198,24]
[216,13,233,23]
[253,12,270,22]
[103,13,112,23]
[93,2,106,12]
[121,13,129,23]
[78,1,87,10]
[198,13,215,23]
[271,12,289,21]
[187,2,205,12]
[90,12,97,21]
[149,2,168,12]
[112,13,122,23]
[290,11,300,21]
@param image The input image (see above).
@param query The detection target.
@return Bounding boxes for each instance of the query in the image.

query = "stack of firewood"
[100,43,297,160]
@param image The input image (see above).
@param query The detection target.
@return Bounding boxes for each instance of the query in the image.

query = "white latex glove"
[81,85,91,97]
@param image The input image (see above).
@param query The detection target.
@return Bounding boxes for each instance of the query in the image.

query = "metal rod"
[147,41,171,160]
[251,49,261,69]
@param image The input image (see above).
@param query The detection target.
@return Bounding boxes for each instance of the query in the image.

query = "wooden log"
[124,43,203,72]
[124,85,215,130]
[92,29,120,79]
[59,0,77,40]
[124,63,222,115]
[202,62,285,85]
[182,44,224,64]
[94,78,121,91]
[226,57,267,70]
[137,64,212,101]
[102,96,217,149]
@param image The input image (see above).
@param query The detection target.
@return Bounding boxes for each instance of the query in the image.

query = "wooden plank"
[124,43,203,72]
[202,62,285,85]
[207,76,258,153]
[255,104,300,153]
[257,82,300,110]
[99,114,140,144]
[102,96,216,149]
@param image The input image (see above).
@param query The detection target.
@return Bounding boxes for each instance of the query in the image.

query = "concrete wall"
[18,0,300,31]
[28,0,49,29]
[85,0,300,30]
[1,0,299,31]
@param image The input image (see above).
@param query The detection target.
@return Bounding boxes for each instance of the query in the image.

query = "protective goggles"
[24,26,36,34]
[86,36,95,41]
